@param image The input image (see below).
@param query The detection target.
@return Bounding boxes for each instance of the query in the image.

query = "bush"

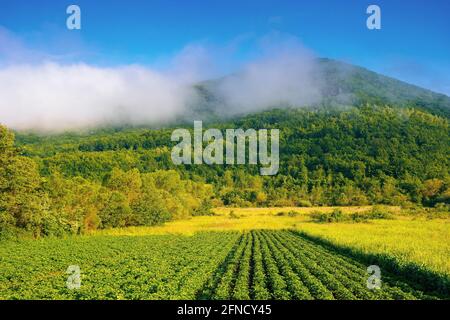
[192,200,214,216]
[310,209,345,223]
[229,210,240,219]
[329,209,345,222]
[277,210,299,217]
[367,206,394,219]
[434,203,450,212]
[296,200,312,207]
[349,212,369,223]
[270,199,296,207]
[311,207,394,223]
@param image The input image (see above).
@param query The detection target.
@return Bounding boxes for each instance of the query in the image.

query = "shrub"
[229,210,240,219]
[296,199,312,207]
[310,209,345,223]
[311,208,394,223]
[329,209,345,222]
[367,206,394,219]
[287,210,299,217]
[192,200,214,216]
[349,212,369,223]
[276,210,299,217]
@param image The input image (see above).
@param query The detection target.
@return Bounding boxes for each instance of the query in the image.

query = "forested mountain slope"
[2,60,449,238]
[14,106,450,209]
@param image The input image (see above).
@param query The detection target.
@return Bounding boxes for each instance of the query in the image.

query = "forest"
[1,104,448,238]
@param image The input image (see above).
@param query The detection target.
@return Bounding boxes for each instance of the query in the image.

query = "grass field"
[95,206,375,235]
[1,206,449,300]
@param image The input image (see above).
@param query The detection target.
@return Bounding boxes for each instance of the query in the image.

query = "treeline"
[1,125,212,238]
[19,105,450,206]
[2,105,449,237]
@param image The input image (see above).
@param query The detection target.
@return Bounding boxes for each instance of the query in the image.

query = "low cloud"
[0,63,197,131]
[215,36,323,114]
[0,30,323,131]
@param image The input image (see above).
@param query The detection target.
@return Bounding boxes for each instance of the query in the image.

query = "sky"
[0,0,449,92]
[0,0,449,130]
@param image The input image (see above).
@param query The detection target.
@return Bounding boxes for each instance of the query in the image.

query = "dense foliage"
[1,104,449,237]
[1,125,213,238]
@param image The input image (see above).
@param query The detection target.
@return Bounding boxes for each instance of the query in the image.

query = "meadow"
[96,206,375,236]
[1,206,449,300]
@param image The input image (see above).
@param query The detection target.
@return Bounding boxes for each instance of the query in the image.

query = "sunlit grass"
[298,219,450,276]
[94,206,374,236]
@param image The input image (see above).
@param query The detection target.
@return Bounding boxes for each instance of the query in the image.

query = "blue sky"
[0,0,449,95]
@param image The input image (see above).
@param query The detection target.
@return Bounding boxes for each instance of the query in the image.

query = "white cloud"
[215,33,323,114]
[0,30,324,131]
[0,63,195,131]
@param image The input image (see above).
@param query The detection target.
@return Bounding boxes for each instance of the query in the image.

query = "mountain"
[188,58,450,120]
[3,58,450,238]
[318,58,450,117]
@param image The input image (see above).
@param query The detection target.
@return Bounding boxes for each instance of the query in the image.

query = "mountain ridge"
[187,58,450,121]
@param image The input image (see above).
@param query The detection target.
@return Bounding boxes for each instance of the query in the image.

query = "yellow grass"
[95,206,373,236]
[298,219,450,275]
[95,206,450,275]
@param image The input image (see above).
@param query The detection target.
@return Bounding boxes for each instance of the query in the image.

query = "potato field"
[0,230,447,300]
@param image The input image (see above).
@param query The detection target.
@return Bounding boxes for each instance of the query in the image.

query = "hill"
[1,59,449,238]
[189,58,450,120]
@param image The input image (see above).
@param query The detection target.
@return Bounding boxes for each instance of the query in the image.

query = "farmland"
[97,207,450,277]
[1,228,448,300]
[0,232,240,299]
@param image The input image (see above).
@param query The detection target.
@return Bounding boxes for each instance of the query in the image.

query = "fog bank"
[0,36,324,131]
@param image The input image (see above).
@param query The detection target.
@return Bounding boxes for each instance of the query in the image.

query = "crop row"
[200,230,445,300]
[0,230,446,300]
[0,232,240,299]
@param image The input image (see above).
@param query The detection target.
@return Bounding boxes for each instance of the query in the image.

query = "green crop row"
[0,232,240,300]
[0,230,447,300]
[199,230,446,300]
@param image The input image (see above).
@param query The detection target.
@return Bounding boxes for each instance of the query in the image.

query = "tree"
[0,125,50,238]
[99,191,132,228]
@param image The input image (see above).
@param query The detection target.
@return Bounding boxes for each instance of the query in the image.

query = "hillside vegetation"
[1,104,449,238]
